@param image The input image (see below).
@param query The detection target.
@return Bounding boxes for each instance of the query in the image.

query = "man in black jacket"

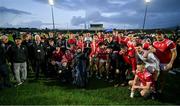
[45,38,56,77]
[9,35,28,86]
[22,33,33,75]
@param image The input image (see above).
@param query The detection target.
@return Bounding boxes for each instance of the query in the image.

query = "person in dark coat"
[1,35,15,71]
[0,41,12,88]
[45,38,56,76]
[30,34,46,80]
[9,35,28,85]
[174,38,180,69]
[22,33,33,75]
[72,48,89,88]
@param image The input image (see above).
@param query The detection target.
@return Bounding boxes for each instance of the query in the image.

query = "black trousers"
[34,60,46,79]
[0,64,11,87]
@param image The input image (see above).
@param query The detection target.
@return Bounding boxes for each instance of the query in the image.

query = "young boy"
[129,60,155,98]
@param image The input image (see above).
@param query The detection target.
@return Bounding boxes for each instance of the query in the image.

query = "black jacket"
[10,45,28,63]
[31,42,46,60]
[0,44,6,66]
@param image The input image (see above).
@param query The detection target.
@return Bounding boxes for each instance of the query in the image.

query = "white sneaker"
[58,70,62,74]
[15,82,23,87]
[168,71,176,75]
[174,69,180,73]
[17,82,23,85]
[130,92,134,98]
[116,69,120,74]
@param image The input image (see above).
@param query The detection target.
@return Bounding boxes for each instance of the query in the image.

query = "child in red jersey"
[67,33,77,51]
[51,46,64,65]
[96,43,108,79]
[119,44,137,75]
[97,32,104,43]
[89,37,99,77]
[129,61,155,98]
[61,50,74,68]
[76,35,84,52]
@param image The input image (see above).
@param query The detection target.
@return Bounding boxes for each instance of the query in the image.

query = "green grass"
[0,72,180,105]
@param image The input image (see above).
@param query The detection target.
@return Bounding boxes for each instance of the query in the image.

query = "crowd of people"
[0,29,180,100]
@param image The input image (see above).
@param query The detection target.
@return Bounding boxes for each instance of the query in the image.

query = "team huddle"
[0,30,178,99]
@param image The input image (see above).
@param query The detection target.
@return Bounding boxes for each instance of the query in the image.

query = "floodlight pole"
[143,0,150,30]
[51,5,55,30]
[49,0,55,30]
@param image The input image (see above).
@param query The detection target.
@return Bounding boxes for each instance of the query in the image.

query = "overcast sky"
[0,0,180,29]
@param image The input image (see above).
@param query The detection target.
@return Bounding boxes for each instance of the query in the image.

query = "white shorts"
[99,59,107,63]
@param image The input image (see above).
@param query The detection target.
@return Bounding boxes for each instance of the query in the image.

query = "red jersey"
[68,38,76,45]
[119,37,136,50]
[126,40,137,72]
[136,69,154,86]
[96,47,108,60]
[61,52,73,63]
[127,40,136,50]
[119,36,136,57]
[135,38,142,45]
[52,51,64,62]
[113,36,119,42]
[153,39,176,64]
[89,40,99,57]
[98,36,104,43]
[119,37,130,45]
[76,40,84,49]
[121,53,137,73]
[69,47,76,54]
